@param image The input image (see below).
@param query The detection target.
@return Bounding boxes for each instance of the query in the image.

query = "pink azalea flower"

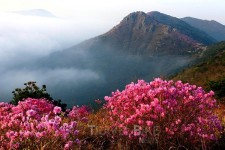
[26,109,37,117]
[53,106,62,114]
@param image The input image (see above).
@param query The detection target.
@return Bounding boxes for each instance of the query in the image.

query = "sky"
[0,0,225,105]
[0,0,225,25]
[0,0,225,44]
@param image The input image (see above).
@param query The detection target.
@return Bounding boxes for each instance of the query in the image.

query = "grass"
[71,102,225,150]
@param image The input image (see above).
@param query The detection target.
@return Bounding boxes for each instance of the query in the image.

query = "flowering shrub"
[0,79,224,149]
[0,98,90,149]
[104,78,222,147]
[68,105,90,122]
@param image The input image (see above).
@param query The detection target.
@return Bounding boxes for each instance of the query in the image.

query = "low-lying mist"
[0,12,193,107]
[1,39,192,107]
[0,11,107,104]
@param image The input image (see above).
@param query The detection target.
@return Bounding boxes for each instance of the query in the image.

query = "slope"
[99,11,216,56]
[172,41,225,100]
[182,17,225,42]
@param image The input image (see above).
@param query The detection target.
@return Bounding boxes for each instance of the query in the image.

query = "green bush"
[207,77,225,99]
[10,81,67,111]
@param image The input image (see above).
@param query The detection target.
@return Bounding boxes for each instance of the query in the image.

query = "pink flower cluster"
[0,98,89,149]
[94,99,102,104]
[68,105,90,122]
[104,78,222,144]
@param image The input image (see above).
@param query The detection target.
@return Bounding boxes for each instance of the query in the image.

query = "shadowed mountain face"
[1,11,218,107]
[182,17,225,42]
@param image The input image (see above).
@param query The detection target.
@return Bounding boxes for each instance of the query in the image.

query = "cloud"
[0,68,101,102]
[0,11,108,105]
[0,12,105,64]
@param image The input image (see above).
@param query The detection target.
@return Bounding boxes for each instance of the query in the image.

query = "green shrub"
[10,81,67,111]
[207,77,225,99]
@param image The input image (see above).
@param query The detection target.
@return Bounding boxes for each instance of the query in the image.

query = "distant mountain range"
[181,17,225,42]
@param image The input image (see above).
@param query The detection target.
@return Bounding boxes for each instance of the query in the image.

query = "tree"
[10,81,67,111]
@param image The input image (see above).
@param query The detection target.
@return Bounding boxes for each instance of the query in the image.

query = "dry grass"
[73,103,225,150]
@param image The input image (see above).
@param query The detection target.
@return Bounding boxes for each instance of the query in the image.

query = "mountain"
[181,17,225,42]
[99,11,216,56]
[31,11,219,106]
[172,41,225,100]
[13,9,56,17]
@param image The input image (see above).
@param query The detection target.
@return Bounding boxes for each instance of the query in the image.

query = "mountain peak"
[103,11,215,56]
[121,11,147,23]
[119,11,174,26]
[147,11,163,16]
[147,11,175,19]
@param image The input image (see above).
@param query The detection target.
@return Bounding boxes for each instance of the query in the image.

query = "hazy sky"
[0,0,225,25]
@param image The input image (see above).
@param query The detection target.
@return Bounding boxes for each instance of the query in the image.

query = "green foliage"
[10,81,67,111]
[203,41,225,59]
[207,78,225,99]
[11,81,51,105]
[171,41,225,99]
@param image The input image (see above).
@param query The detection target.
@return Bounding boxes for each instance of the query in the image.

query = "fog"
[0,11,193,107]
[0,11,106,103]
[0,12,107,64]
[16,39,192,107]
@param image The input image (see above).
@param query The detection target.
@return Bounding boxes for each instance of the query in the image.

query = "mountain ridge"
[181,17,225,42]
[94,11,216,56]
